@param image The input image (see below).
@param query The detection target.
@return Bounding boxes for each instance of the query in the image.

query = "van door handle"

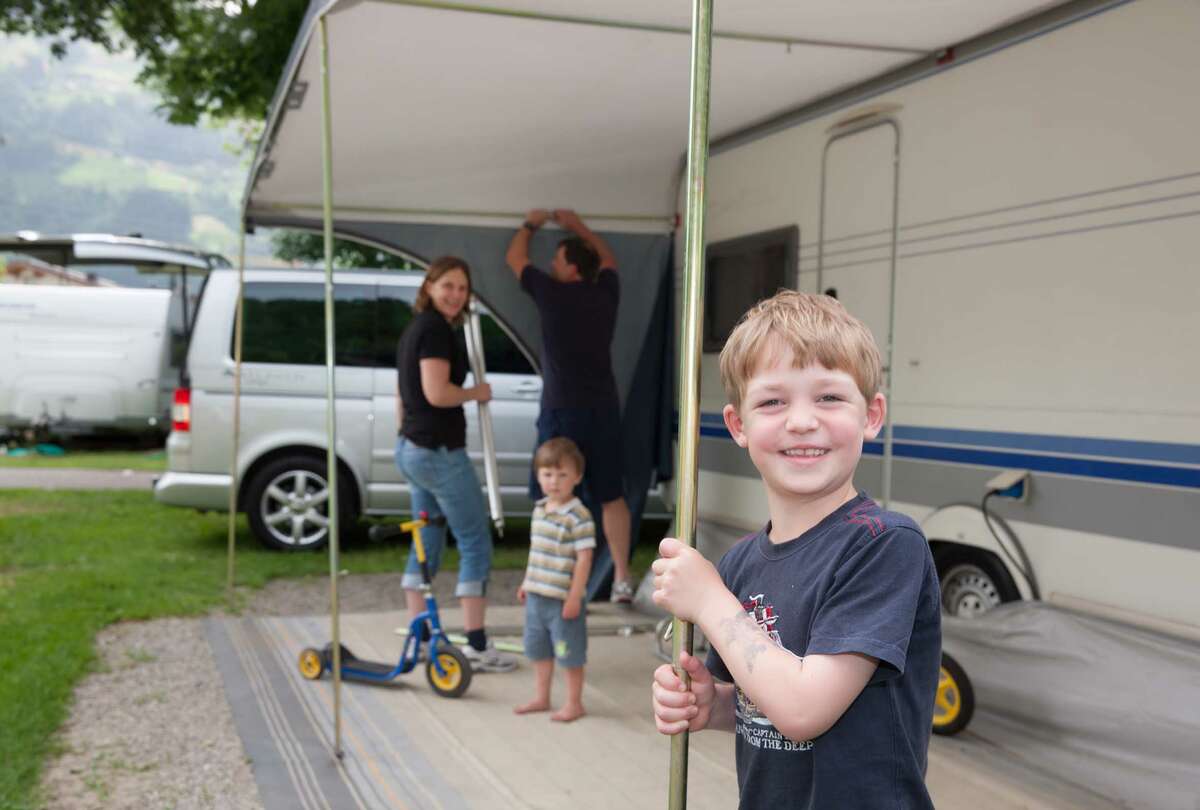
[514,381,541,394]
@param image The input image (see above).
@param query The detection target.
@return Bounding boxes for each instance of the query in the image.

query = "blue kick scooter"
[298,512,472,698]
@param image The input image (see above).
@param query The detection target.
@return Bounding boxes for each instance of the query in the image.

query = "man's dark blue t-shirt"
[705,495,941,810]
[519,265,619,410]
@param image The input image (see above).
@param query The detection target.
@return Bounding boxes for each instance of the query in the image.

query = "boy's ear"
[723,404,749,448]
[863,393,887,440]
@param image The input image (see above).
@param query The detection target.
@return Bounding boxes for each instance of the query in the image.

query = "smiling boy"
[650,291,941,808]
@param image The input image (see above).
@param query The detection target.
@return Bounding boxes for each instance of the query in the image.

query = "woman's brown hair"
[414,255,472,326]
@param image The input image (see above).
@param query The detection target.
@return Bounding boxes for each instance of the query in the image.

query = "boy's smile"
[723,355,885,535]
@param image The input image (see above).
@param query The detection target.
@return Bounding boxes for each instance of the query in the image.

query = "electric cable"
[980,491,1041,600]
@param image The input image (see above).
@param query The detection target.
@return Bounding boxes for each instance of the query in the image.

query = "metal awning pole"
[670,1,713,808]
[225,226,247,593]
[318,13,344,759]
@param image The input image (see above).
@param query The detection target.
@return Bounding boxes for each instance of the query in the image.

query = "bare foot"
[514,699,551,715]
[550,704,586,723]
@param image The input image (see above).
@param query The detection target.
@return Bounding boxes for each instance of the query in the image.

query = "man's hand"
[652,651,716,735]
[651,537,724,624]
[526,209,550,228]
[562,594,582,620]
[517,584,526,605]
[552,208,583,231]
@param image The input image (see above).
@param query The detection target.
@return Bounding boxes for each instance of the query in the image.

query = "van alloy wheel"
[258,468,330,548]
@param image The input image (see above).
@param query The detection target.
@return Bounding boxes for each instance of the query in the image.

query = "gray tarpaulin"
[944,602,1200,809]
[252,214,675,596]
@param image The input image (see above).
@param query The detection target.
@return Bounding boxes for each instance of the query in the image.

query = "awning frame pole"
[318,12,345,760]
[670,1,713,808]
[225,226,247,593]
[253,201,671,226]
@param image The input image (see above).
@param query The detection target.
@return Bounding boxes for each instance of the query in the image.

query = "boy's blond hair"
[719,290,882,408]
[534,436,586,474]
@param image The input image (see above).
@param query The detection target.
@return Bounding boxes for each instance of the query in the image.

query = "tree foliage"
[271,230,420,270]
[1,0,309,124]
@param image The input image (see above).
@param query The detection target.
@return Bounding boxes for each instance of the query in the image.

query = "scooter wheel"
[299,647,326,680]
[426,645,472,698]
[932,652,974,736]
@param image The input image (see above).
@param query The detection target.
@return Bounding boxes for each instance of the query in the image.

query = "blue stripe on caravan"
[890,425,1200,465]
[863,441,1200,489]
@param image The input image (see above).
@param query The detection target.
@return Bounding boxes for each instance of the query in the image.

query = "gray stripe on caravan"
[698,437,1199,553]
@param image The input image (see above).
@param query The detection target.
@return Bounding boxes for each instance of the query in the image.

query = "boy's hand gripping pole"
[464,303,504,537]
[670,2,713,809]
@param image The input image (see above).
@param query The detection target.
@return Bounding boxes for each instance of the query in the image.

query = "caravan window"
[703,226,799,352]
[239,282,376,367]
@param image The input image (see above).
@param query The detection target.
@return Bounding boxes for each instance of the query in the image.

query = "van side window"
[479,311,535,375]
[375,285,417,367]
[239,282,376,367]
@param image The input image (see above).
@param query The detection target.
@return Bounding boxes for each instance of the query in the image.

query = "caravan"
[0,233,229,435]
[685,0,1200,635]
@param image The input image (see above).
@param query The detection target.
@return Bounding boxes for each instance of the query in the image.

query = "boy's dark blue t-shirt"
[705,494,941,810]
[519,265,619,410]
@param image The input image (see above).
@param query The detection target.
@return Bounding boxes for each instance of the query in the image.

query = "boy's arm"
[553,209,617,271]
[652,538,877,742]
[561,547,593,619]
[652,651,738,734]
[505,209,549,277]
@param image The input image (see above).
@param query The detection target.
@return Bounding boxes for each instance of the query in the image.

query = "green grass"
[0,450,166,471]
[0,489,669,809]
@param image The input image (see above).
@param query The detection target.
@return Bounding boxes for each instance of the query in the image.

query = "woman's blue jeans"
[394,437,492,596]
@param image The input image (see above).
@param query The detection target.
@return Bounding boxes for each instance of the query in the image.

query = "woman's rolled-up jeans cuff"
[400,573,486,597]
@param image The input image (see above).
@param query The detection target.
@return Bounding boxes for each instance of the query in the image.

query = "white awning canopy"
[244,0,1068,232]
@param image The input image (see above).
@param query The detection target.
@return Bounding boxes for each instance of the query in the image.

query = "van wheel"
[245,456,346,551]
[935,546,1020,618]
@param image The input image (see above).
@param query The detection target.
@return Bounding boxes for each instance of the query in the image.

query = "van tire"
[245,455,353,551]
[934,545,1020,618]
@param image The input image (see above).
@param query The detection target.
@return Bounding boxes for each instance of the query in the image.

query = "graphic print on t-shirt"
[734,593,813,752]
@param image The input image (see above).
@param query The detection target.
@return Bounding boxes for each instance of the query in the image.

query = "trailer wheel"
[245,455,355,551]
[935,546,1019,618]
[933,653,974,736]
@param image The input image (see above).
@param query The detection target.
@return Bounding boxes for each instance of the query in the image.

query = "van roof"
[0,232,230,271]
[215,266,426,283]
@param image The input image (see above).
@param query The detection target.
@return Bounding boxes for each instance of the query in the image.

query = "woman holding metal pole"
[394,256,517,673]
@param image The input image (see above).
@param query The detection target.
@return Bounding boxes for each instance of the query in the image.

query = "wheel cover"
[941,564,1002,617]
[260,468,331,547]
[933,666,962,727]
[429,653,463,691]
[299,649,323,680]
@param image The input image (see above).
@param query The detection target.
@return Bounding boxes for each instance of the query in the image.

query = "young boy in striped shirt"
[515,437,595,722]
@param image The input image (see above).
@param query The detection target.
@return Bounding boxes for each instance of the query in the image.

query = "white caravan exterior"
[0,285,172,433]
[685,0,1200,636]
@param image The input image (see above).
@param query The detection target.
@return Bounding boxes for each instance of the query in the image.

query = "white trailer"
[0,285,172,434]
[686,0,1200,636]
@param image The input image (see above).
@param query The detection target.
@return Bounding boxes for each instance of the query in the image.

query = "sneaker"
[460,642,518,673]
[610,579,635,604]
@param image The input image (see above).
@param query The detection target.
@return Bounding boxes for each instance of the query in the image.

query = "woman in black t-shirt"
[394,256,515,672]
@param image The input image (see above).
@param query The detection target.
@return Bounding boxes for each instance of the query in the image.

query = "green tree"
[1,0,308,125]
[271,230,420,270]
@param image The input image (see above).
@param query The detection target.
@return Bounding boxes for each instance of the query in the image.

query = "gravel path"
[37,570,526,810]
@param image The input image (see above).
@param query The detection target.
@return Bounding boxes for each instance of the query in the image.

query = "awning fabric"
[244,0,1065,231]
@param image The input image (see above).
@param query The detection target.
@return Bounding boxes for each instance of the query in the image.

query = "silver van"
[154,267,542,549]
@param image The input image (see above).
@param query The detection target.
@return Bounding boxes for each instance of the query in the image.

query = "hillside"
[0,36,255,259]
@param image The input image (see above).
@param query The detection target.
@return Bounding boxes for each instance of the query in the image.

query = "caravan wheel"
[935,547,1019,618]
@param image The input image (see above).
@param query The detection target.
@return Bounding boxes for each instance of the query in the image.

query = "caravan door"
[817,116,900,503]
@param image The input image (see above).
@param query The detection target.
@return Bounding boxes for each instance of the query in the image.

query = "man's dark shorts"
[529,406,624,504]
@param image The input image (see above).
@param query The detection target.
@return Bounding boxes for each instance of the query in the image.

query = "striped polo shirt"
[522,497,596,600]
